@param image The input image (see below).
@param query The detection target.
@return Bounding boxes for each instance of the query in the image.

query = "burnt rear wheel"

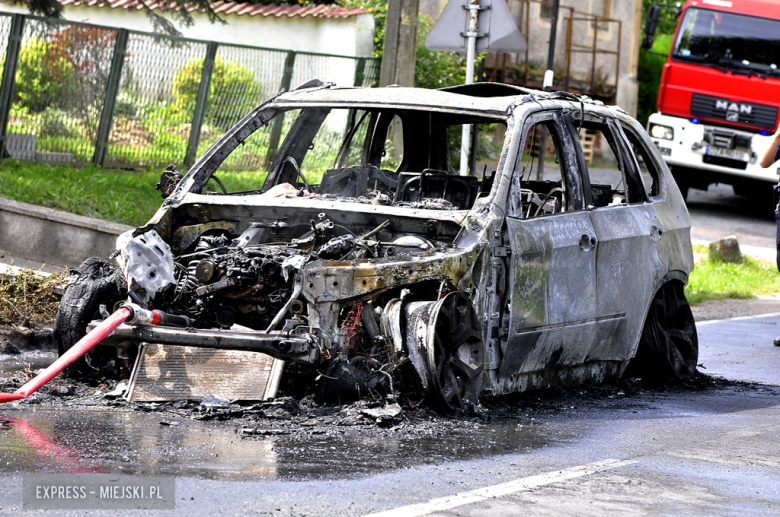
[626,281,698,384]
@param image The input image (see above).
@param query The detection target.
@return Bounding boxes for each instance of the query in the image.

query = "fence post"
[265,50,296,168]
[353,57,366,87]
[93,28,129,166]
[0,14,25,160]
[185,41,217,168]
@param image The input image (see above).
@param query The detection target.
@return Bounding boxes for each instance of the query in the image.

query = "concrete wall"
[0,4,375,57]
[0,198,132,268]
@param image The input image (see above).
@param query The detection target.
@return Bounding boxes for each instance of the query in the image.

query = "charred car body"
[54,81,697,409]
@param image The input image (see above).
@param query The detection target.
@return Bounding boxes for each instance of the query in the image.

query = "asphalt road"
[686,182,777,252]
[1,312,780,516]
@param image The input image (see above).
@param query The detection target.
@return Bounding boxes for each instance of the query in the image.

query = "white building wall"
[0,3,374,57]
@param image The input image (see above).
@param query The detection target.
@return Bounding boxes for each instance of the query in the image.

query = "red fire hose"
[0,307,131,403]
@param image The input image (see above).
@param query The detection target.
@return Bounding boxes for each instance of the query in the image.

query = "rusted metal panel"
[125,343,283,402]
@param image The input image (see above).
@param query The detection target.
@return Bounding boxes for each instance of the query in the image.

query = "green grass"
[686,245,780,305]
[0,160,161,226]
[0,160,272,227]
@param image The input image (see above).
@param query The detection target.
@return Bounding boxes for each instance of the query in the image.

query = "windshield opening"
[673,7,780,74]
[201,106,505,211]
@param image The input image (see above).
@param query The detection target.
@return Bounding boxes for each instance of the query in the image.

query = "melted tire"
[626,281,698,384]
[425,293,485,410]
[53,257,126,361]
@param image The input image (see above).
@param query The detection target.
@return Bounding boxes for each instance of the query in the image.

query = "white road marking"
[696,312,780,326]
[363,458,637,517]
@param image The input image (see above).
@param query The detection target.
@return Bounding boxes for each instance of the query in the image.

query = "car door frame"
[497,108,602,379]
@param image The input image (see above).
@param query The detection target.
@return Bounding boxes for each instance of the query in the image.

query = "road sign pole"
[426,0,526,176]
[537,0,560,180]
[460,0,480,176]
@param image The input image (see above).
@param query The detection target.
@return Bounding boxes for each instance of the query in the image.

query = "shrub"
[415,15,466,89]
[637,34,672,126]
[114,91,145,119]
[172,57,262,132]
[13,37,77,113]
[34,107,82,138]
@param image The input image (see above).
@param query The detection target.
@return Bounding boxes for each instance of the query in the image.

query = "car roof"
[271,82,545,119]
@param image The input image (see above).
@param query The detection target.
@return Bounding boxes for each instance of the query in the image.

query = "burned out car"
[54,81,697,409]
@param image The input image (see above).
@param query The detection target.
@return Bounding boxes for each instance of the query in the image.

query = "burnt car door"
[571,114,653,363]
[499,111,600,377]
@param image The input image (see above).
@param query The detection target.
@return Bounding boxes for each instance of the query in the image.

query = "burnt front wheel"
[54,257,126,369]
[627,282,698,384]
[425,293,485,410]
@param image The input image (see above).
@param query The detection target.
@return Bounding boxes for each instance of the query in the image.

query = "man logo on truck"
[715,100,753,117]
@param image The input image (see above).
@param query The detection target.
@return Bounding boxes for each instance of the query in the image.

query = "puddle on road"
[0,351,56,380]
[0,409,567,482]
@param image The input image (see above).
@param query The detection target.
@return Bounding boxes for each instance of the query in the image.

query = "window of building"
[540,0,553,20]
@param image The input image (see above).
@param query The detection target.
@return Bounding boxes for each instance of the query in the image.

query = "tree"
[643,0,680,35]
[637,1,680,125]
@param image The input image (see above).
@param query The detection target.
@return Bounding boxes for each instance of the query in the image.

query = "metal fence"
[0,13,380,170]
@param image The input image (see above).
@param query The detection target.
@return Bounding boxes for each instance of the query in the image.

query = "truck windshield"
[673,8,780,75]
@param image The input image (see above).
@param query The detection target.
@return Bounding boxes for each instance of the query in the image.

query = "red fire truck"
[644,0,780,208]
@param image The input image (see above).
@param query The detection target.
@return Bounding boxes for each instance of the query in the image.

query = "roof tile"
[12,0,366,18]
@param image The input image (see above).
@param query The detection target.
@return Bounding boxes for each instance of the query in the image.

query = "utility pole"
[381,0,419,161]
[380,0,420,87]
[537,0,560,180]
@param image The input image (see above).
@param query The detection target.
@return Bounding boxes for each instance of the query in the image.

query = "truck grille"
[691,94,777,129]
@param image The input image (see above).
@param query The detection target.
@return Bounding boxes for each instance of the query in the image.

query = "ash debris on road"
[1,280,777,440]
[1,361,774,443]
[0,266,64,355]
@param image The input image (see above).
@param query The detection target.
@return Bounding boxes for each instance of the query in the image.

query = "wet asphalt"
[1,172,780,515]
[1,314,779,515]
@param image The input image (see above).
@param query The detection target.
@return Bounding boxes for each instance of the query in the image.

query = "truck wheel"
[54,257,126,361]
[626,282,698,384]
